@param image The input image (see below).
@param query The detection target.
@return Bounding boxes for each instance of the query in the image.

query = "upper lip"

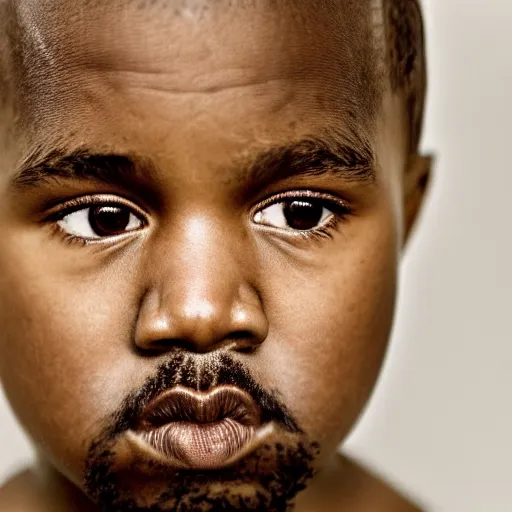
[138,385,261,429]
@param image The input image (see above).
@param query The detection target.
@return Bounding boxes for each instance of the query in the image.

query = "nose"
[134,218,269,354]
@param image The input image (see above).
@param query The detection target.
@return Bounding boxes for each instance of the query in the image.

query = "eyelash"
[45,194,147,247]
[49,226,97,247]
[46,190,352,246]
[252,190,352,242]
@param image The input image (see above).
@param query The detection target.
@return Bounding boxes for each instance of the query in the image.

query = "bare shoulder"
[334,453,426,512]
[0,469,44,512]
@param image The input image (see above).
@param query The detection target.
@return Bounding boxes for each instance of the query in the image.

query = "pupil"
[283,200,323,230]
[89,206,131,236]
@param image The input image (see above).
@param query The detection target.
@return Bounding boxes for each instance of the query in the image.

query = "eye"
[253,197,337,232]
[57,204,144,239]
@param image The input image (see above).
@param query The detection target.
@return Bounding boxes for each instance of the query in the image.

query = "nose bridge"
[136,214,267,353]
[165,217,238,316]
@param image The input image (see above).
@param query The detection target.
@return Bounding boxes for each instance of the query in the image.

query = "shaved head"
[0,0,426,152]
[385,0,426,151]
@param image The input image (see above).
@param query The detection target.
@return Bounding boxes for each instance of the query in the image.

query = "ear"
[403,153,433,245]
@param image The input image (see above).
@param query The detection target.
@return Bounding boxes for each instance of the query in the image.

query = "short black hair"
[385,0,427,153]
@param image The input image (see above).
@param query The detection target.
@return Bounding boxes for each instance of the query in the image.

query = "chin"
[84,429,319,512]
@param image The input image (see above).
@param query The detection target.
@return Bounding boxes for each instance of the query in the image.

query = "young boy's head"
[0,0,430,510]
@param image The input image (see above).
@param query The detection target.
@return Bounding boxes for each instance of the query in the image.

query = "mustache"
[105,351,302,440]
[85,351,319,512]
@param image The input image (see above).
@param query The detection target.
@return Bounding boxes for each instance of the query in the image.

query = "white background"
[1,1,511,510]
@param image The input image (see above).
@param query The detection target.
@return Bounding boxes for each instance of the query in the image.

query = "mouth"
[126,385,275,470]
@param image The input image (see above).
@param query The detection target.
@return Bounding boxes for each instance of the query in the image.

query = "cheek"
[0,231,143,480]
[255,208,398,453]
[0,196,398,478]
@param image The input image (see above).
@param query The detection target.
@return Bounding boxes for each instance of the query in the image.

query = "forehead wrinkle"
[5,0,388,159]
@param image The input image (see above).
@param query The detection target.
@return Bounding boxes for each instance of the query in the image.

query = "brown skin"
[0,0,430,510]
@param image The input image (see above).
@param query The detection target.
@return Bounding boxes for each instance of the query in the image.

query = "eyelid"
[250,189,351,218]
[45,190,348,234]
[45,194,149,224]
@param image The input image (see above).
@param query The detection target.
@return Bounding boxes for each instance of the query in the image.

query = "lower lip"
[131,419,257,470]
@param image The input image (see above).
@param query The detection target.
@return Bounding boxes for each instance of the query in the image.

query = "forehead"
[8,0,383,164]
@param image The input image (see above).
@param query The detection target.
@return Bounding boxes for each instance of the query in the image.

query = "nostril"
[227,330,253,340]
[136,333,260,356]
[134,338,192,356]
[236,345,258,355]
[223,331,262,353]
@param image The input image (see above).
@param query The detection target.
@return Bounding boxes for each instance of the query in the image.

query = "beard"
[84,352,319,512]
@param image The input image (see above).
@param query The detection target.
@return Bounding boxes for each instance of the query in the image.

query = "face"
[0,0,424,510]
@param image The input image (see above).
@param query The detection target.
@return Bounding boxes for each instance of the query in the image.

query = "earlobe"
[403,153,434,245]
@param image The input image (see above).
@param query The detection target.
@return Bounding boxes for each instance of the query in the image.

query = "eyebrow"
[8,134,376,193]
[235,134,376,188]
[9,148,157,191]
